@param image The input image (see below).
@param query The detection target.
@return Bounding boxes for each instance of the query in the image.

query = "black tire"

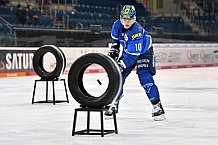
[33,45,66,79]
[68,53,122,108]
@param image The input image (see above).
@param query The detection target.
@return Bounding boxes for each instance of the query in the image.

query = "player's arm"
[119,39,143,69]
[108,20,121,60]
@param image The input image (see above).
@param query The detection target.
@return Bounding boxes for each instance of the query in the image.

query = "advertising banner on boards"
[0,50,36,77]
[1,43,218,77]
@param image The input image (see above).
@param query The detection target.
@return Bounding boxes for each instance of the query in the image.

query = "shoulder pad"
[130,22,144,41]
[113,19,122,28]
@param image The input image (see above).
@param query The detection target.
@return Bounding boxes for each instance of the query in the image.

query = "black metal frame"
[72,107,118,137]
[32,78,69,105]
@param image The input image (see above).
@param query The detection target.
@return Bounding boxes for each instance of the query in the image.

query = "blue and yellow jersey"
[111,19,152,69]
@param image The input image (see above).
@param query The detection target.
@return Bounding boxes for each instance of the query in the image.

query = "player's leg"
[105,65,135,116]
[137,70,165,120]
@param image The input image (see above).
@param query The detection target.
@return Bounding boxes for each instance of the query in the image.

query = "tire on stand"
[33,45,66,79]
[68,53,122,108]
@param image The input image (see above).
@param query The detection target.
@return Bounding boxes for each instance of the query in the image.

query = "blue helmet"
[120,5,136,19]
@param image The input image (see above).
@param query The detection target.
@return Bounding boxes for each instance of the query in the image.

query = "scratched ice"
[0,67,218,145]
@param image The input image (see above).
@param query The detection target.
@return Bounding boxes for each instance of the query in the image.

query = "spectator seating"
[0,5,63,29]
[2,0,218,33]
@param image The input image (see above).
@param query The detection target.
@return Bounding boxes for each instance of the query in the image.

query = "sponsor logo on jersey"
[132,33,142,40]
[124,33,128,41]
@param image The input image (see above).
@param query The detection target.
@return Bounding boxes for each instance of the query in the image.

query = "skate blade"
[105,116,113,120]
[154,114,166,121]
[104,111,113,120]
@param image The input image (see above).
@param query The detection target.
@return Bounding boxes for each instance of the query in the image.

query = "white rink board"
[1,43,218,77]
[60,43,218,71]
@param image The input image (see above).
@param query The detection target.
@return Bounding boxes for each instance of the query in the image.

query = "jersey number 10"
[135,43,142,51]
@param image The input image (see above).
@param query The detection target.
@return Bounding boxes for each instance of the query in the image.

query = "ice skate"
[152,101,166,121]
[104,101,119,119]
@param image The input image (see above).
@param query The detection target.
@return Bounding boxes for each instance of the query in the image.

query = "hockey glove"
[108,47,120,61]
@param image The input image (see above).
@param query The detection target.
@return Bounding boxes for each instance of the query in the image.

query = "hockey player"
[105,5,165,121]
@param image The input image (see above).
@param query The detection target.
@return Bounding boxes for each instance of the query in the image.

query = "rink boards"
[0,43,218,77]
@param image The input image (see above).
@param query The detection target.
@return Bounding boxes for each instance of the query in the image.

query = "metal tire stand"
[32,78,69,105]
[72,107,118,137]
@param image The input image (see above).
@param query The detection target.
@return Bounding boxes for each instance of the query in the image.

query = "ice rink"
[1,67,218,145]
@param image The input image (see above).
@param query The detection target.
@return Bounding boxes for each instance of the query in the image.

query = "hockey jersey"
[111,19,152,69]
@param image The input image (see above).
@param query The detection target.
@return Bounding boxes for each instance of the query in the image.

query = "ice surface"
[0,67,218,145]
